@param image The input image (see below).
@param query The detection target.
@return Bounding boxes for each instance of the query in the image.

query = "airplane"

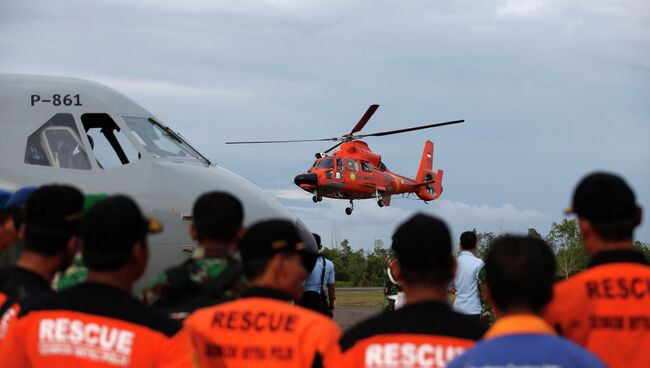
[0,74,317,291]
[227,105,464,214]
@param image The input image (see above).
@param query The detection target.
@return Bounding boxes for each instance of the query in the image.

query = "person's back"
[339,215,487,367]
[300,234,335,316]
[451,232,484,317]
[142,192,246,320]
[544,172,649,368]
[449,236,604,368]
[184,220,340,367]
[0,195,192,367]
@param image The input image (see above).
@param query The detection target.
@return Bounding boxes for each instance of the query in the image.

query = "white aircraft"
[0,74,317,291]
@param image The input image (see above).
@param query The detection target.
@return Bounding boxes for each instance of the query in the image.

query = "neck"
[588,238,634,257]
[402,282,448,305]
[86,271,134,293]
[16,251,61,282]
[199,240,234,255]
[495,307,539,318]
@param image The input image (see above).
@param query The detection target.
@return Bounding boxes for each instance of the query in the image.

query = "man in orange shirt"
[544,172,649,367]
[0,195,192,367]
[338,214,487,367]
[184,219,341,367]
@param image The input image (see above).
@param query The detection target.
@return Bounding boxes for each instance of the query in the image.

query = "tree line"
[322,219,650,287]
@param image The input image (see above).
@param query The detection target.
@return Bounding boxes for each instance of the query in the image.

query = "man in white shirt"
[299,233,335,316]
[451,231,484,319]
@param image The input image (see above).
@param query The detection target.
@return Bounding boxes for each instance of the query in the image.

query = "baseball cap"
[391,213,453,270]
[239,219,318,270]
[25,185,83,236]
[81,195,161,254]
[566,172,638,222]
[4,186,37,211]
[0,189,12,212]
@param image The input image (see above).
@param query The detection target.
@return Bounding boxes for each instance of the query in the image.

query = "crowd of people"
[0,171,647,367]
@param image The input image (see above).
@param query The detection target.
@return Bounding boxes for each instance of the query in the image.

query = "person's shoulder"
[339,310,393,352]
[546,334,606,366]
[325,258,334,267]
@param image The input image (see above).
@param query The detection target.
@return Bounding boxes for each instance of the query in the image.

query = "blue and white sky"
[2,0,649,249]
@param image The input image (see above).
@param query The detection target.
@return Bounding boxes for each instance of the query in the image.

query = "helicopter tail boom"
[415,141,443,201]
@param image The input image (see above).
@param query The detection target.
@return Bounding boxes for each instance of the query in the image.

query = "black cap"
[391,213,453,270]
[567,172,638,222]
[239,219,311,261]
[25,185,83,238]
[81,195,161,256]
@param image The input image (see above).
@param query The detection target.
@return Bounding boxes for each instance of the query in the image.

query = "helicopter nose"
[294,173,318,186]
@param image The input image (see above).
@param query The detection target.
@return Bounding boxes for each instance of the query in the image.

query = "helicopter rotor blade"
[323,141,345,154]
[356,119,465,138]
[349,104,380,135]
[225,137,341,145]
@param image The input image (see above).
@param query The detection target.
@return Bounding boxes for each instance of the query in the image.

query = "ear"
[65,235,79,255]
[189,224,198,240]
[131,242,149,267]
[635,206,643,227]
[389,259,402,284]
[18,223,26,240]
[450,258,458,279]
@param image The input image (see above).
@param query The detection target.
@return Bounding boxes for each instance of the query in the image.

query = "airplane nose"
[294,173,318,186]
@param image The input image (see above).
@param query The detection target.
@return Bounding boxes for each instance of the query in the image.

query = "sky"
[2,0,649,250]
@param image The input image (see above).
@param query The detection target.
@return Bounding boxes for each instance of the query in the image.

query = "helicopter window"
[315,158,334,169]
[336,159,343,171]
[121,115,208,165]
[345,159,360,172]
[361,161,373,172]
[24,113,91,170]
[81,114,140,169]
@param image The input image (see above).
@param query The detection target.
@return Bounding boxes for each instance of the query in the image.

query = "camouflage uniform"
[141,246,247,320]
[54,253,87,290]
[478,267,495,325]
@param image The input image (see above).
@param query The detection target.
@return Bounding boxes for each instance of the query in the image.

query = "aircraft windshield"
[121,116,209,164]
[315,158,334,169]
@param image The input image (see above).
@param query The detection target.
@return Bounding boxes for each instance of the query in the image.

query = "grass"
[336,289,384,308]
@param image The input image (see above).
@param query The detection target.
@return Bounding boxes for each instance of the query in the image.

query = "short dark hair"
[392,214,453,286]
[313,233,321,249]
[81,195,150,271]
[460,231,477,250]
[193,192,243,243]
[486,235,556,313]
[24,185,83,256]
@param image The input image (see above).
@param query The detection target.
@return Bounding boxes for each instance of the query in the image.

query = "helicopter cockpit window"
[81,113,140,169]
[24,113,91,170]
[315,158,334,169]
[361,161,373,172]
[121,115,208,165]
[345,159,360,172]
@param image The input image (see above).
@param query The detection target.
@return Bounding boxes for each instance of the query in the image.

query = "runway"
[333,306,382,331]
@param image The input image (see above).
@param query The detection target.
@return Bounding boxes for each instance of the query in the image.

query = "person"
[449,231,484,320]
[142,191,247,320]
[448,235,605,368]
[0,189,15,253]
[183,219,341,367]
[382,254,405,312]
[53,193,110,290]
[338,214,487,367]
[0,184,82,341]
[299,233,335,316]
[0,195,192,367]
[544,172,650,367]
[0,186,37,265]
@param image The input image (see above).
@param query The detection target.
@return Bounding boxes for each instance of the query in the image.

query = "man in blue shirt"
[448,235,605,368]
[450,231,484,319]
[299,233,335,316]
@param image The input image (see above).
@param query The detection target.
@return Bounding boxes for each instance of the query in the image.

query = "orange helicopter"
[226,105,464,215]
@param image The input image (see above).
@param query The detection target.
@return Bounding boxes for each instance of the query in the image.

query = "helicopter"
[226,105,464,215]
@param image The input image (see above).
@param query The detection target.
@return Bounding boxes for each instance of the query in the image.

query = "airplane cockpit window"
[121,115,209,165]
[315,158,334,169]
[345,159,360,172]
[81,113,140,169]
[24,113,91,170]
[361,161,373,172]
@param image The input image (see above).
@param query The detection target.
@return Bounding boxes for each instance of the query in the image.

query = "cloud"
[497,0,548,18]
[266,188,313,201]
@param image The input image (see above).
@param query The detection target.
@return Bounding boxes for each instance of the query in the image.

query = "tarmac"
[334,306,382,331]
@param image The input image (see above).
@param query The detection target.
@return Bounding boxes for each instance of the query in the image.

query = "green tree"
[633,241,650,262]
[546,219,589,279]
[474,230,496,260]
[527,228,543,239]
